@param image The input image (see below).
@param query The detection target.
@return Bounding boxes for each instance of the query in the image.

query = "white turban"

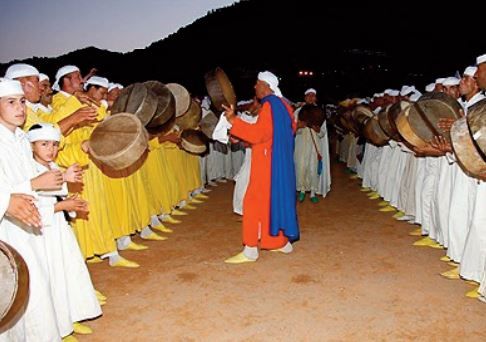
[0,79,24,97]
[27,123,61,142]
[257,71,282,97]
[443,77,460,86]
[385,89,399,96]
[53,65,80,91]
[400,85,416,96]
[84,76,109,90]
[39,73,50,82]
[435,78,446,85]
[425,83,436,92]
[304,88,316,95]
[5,63,39,80]
[409,91,422,102]
[476,53,486,65]
[463,66,478,78]
[108,82,123,92]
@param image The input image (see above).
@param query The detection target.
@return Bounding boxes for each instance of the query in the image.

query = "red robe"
[230,100,295,249]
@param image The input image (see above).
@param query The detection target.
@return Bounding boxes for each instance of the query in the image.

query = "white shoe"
[201,187,212,193]
[208,181,218,187]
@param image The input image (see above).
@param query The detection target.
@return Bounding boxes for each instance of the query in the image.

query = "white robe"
[294,126,322,193]
[447,92,485,261]
[0,125,60,342]
[34,162,102,336]
[459,181,486,282]
[316,121,331,197]
[419,157,440,235]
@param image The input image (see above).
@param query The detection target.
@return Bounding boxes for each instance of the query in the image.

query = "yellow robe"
[50,92,116,258]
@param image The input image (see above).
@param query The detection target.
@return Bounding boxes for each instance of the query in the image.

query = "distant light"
[299,71,303,76]
[309,71,314,76]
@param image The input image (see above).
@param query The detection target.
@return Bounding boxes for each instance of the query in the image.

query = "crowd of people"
[335,53,486,304]
[0,62,334,341]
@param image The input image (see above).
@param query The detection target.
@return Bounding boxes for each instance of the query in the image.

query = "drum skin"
[451,117,486,181]
[405,92,462,145]
[176,99,202,131]
[89,113,149,170]
[166,83,191,118]
[466,98,486,159]
[180,129,208,155]
[204,67,237,115]
[111,83,159,126]
[0,240,29,332]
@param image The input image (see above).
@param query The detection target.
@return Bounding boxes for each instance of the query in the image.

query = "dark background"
[1,0,484,103]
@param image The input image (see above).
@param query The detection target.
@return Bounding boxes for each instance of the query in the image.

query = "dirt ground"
[83,160,486,341]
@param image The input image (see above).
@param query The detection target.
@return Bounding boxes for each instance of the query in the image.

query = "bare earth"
[83,161,486,341]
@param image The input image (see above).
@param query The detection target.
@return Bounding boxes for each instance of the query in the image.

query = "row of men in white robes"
[339,54,486,303]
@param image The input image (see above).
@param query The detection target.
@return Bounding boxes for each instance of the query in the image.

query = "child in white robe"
[28,123,102,340]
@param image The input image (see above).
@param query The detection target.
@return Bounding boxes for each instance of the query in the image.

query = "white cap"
[409,91,422,102]
[476,53,486,65]
[0,79,25,97]
[53,65,80,91]
[385,89,399,96]
[39,73,49,82]
[425,83,436,92]
[463,66,478,78]
[304,88,317,95]
[357,98,369,104]
[435,78,446,85]
[400,85,416,96]
[27,123,61,142]
[108,82,123,92]
[5,63,39,80]
[257,71,282,97]
[443,77,460,86]
[84,76,109,90]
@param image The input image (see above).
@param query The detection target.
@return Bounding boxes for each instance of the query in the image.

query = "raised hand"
[222,104,236,123]
[64,163,84,183]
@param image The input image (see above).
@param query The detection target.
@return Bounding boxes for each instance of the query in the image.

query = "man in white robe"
[294,88,327,203]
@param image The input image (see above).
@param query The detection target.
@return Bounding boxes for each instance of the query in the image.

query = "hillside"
[1,0,483,102]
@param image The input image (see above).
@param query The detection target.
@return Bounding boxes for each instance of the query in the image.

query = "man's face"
[304,92,317,105]
[20,76,40,103]
[87,86,108,102]
[65,71,84,92]
[107,88,121,102]
[459,76,475,96]
[254,80,270,99]
[476,63,486,90]
[39,79,53,105]
[444,85,460,99]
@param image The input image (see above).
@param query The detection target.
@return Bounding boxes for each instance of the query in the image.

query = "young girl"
[28,123,102,341]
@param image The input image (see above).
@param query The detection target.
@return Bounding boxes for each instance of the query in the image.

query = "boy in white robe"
[0,79,61,342]
[28,123,102,340]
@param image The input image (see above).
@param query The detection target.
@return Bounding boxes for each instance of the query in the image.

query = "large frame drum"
[0,241,29,332]
[397,92,462,148]
[451,117,486,181]
[466,98,486,159]
[89,113,149,170]
[204,67,237,115]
